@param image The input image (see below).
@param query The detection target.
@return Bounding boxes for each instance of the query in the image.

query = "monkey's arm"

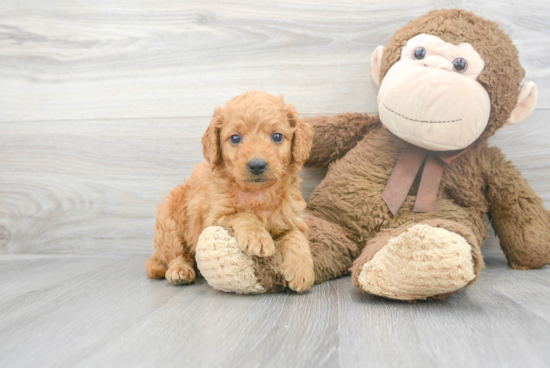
[485,146,550,269]
[303,113,381,167]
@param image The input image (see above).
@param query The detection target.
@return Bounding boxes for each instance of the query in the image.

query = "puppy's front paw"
[235,227,276,257]
[165,264,196,285]
[282,255,315,293]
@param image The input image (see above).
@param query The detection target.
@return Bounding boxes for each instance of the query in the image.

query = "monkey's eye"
[272,133,284,143]
[452,57,468,73]
[230,135,241,145]
[413,47,426,60]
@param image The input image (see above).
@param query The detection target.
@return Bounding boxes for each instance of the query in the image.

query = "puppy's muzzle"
[248,159,267,175]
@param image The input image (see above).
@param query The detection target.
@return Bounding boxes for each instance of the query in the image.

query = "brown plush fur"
[145,91,315,292]
[249,9,550,299]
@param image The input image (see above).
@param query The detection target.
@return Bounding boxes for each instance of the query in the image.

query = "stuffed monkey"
[195,9,550,300]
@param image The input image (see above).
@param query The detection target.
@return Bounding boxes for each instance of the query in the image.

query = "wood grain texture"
[0,248,549,368]
[0,0,549,122]
[1,111,548,254]
[0,116,329,253]
[0,0,549,255]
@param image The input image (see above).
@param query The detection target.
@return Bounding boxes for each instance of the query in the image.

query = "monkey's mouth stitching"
[383,104,462,124]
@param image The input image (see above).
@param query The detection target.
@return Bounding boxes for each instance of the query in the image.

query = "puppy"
[145,91,315,292]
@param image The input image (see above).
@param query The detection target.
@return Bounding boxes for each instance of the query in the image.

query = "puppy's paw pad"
[165,266,196,285]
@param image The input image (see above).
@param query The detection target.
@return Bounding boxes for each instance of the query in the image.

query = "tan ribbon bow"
[381,143,466,215]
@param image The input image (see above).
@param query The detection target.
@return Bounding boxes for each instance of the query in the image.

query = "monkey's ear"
[202,107,224,167]
[371,46,385,88]
[507,81,538,125]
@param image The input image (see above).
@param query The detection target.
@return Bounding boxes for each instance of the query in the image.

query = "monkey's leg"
[350,218,484,301]
[195,215,361,293]
[307,215,362,283]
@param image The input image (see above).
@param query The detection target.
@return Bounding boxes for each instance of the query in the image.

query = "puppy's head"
[202,91,313,191]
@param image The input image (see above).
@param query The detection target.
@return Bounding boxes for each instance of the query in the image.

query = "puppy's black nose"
[248,159,267,175]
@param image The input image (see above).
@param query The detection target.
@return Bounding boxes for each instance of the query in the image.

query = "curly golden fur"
[145,91,315,292]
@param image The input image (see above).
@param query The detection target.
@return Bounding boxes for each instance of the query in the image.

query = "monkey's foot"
[351,221,483,301]
[196,226,286,294]
[195,226,265,294]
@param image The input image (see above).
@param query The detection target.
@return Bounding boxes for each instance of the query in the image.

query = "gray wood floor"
[1,247,550,368]
[1,1,550,367]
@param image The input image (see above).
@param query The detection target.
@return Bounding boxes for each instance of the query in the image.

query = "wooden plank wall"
[1,0,549,254]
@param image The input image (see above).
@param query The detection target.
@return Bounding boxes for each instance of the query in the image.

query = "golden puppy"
[145,91,315,292]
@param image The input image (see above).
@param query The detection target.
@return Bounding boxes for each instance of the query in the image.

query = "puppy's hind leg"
[145,252,167,279]
[165,252,196,285]
[147,187,196,285]
[152,228,197,285]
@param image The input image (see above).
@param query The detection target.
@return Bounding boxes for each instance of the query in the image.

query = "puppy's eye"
[452,57,468,73]
[230,135,241,145]
[413,46,426,60]
[272,133,284,143]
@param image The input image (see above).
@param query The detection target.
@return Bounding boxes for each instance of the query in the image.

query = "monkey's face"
[377,34,490,151]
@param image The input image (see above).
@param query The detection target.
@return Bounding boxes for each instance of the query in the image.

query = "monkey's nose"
[248,159,267,175]
[422,56,453,71]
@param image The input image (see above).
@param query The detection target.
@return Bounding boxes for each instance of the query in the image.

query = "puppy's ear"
[285,103,313,166]
[202,107,224,168]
